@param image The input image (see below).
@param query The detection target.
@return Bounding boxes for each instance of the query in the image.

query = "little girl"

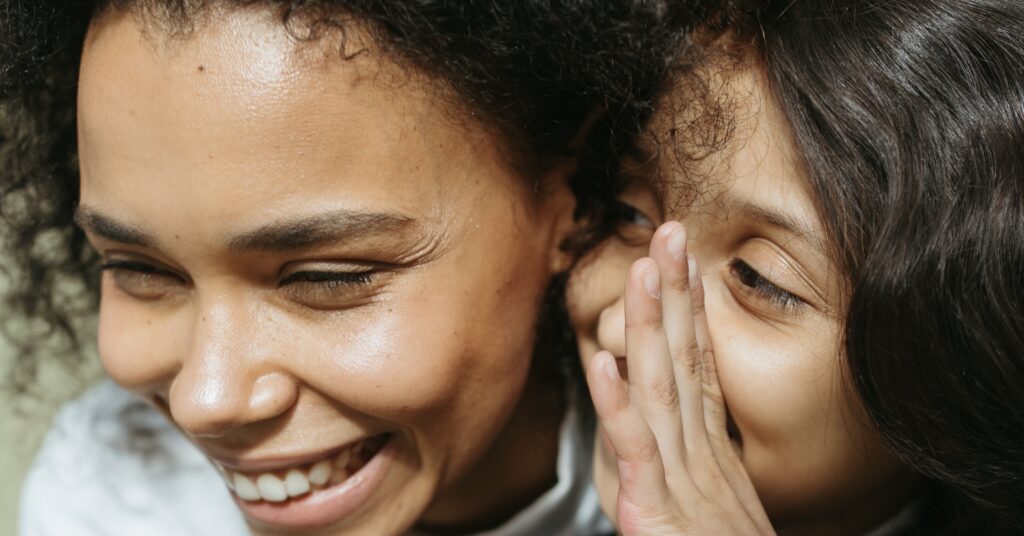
[568,0,1024,533]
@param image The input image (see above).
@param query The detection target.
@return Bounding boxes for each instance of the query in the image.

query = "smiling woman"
[0,1,697,535]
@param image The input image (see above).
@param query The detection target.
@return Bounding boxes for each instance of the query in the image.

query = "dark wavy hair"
[675,0,1024,533]
[0,1,708,396]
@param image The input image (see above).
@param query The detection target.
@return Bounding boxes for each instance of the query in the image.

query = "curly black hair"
[0,0,708,396]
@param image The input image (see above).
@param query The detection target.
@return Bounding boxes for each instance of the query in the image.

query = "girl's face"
[567,64,916,533]
[77,9,572,536]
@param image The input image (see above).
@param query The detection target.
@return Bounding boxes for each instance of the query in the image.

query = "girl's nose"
[596,295,627,358]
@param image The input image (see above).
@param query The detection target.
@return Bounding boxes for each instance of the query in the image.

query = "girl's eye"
[729,258,805,312]
[612,200,655,229]
[610,200,657,247]
[278,269,377,308]
[100,260,183,300]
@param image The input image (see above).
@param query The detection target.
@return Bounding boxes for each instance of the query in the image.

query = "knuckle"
[690,455,728,488]
[668,271,690,293]
[699,348,717,376]
[626,312,663,331]
[645,375,680,408]
[704,461,728,486]
[706,426,731,449]
[691,288,706,314]
[702,386,726,409]
[624,438,661,465]
[678,337,702,377]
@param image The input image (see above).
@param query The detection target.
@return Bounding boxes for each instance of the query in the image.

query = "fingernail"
[667,227,687,261]
[643,265,661,299]
[688,255,698,287]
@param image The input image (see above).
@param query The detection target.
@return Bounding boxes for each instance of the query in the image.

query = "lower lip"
[231,437,396,531]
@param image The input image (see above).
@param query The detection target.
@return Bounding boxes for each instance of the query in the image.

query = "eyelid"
[278,259,383,280]
[729,258,805,312]
[276,266,385,311]
[278,269,375,286]
[100,258,187,302]
[743,238,828,306]
[100,259,155,272]
[100,258,184,280]
[612,200,655,228]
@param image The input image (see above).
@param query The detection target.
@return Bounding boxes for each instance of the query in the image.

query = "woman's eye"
[280,270,374,286]
[729,258,805,312]
[100,260,183,300]
[278,270,377,307]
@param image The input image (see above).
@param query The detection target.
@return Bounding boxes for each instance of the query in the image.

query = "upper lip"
[205,438,367,473]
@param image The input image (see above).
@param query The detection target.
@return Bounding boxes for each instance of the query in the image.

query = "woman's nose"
[596,295,627,357]
[167,299,299,438]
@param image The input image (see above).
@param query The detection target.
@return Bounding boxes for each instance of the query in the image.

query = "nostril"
[151,394,171,417]
[167,373,252,437]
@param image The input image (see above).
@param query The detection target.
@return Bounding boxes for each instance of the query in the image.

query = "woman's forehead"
[79,8,433,132]
[76,9,524,253]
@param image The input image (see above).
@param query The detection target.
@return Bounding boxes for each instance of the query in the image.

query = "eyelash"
[100,262,375,291]
[100,259,171,275]
[278,270,375,288]
[610,201,656,234]
[611,201,646,224]
[729,259,804,311]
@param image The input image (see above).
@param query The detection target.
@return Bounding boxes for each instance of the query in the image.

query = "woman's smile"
[218,434,396,529]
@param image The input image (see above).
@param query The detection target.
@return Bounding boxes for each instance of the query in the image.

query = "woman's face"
[77,9,572,535]
[568,63,915,533]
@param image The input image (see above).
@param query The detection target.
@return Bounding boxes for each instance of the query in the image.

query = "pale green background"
[0,306,101,536]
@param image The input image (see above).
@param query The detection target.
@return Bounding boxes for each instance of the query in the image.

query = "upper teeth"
[224,448,355,503]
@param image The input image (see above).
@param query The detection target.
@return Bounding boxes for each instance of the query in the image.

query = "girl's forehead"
[631,63,827,255]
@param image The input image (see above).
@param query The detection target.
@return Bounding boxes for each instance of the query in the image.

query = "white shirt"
[20,380,612,536]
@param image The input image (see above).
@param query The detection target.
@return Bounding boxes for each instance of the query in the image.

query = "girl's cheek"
[711,304,840,450]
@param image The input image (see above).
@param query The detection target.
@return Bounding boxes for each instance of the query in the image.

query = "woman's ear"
[537,159,580,275]
[543,106,603,275]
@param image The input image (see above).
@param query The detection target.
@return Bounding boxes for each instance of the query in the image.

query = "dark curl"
[0,1,704,395]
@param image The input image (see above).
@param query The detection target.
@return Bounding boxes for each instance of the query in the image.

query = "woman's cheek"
[319,291,533,425]
[97,287,184,391]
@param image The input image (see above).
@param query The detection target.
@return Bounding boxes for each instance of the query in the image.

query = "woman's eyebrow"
[227,210,419,252]
[74,206,155,246]
[74,205,420,251]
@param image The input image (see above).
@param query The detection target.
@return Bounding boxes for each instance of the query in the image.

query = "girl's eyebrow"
[728,199,826,254]
[74,205,420,252]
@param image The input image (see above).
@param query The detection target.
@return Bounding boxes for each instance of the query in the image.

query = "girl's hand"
[586,221,775,536]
